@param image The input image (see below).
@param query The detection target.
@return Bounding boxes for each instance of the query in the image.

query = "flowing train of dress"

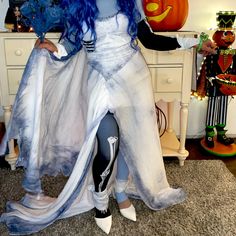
[0,13,185,235]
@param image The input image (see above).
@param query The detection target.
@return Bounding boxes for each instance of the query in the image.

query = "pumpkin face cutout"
[143,0,189,31]
[212,30,235,48]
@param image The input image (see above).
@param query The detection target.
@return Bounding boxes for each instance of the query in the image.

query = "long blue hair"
[60,0,141,47]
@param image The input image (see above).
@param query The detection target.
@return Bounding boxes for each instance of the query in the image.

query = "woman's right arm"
[35,37,82,61]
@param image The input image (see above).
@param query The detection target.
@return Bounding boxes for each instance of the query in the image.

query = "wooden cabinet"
[0,32,196,169]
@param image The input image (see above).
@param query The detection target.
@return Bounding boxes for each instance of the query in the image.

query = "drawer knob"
[167,78,173,84]
[15,49,23,56]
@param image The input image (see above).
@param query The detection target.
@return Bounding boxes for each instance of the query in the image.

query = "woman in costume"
[0,0,216,234]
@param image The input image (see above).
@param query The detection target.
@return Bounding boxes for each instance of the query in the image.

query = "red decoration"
[217,54,233,73]
[213,30,235,49]
[215,74,236,95]
[142,0,189,31]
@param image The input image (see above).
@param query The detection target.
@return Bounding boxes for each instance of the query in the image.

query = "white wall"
[184,1,236,31]
[0,0,9,31]
[0,0,235,136]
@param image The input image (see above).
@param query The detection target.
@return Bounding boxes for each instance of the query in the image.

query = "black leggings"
[92,112,120,192]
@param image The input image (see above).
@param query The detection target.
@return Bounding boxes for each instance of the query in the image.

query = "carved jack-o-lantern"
[142,0,189,31]
[212,30,235,49]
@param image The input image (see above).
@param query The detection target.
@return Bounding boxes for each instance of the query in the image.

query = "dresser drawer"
[4,38,59,66]
[139,43,184,64]
[155,50,184,64]
[149,67,183,92]
[7,69,24,94]
[4,39,35,66]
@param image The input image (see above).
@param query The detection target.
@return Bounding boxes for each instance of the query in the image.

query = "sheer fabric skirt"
[0,46,185,234]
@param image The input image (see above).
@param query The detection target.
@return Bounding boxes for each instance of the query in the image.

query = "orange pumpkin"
[142,0,189,31]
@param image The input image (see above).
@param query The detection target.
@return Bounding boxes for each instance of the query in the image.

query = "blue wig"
[60,0,141,47]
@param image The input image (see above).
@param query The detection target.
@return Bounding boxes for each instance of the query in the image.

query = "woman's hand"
[34,38,58,53]
[195,33,217,56]
[198,39,217,56]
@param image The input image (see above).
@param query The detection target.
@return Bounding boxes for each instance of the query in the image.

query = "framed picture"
[5,0,28,31]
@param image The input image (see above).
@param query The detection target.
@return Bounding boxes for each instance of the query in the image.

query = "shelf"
[160,130,189,158]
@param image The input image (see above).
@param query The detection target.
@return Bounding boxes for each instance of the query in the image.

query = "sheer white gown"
[0,13,185,235]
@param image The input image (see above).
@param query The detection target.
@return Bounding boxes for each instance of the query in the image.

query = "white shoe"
[119,204,136,221]
[95,215,112,234]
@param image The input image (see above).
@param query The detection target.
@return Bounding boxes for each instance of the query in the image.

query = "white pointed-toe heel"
[119,204,136,221]
[92,188,112,234]
[95,215,112,234]
[114,179,137,221]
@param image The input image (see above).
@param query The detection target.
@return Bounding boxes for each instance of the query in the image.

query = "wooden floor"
[0,122,236,177]
[185,138,236,177]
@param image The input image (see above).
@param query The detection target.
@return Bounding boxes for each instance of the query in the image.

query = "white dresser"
[0,32,196,169]
[139,31,197,166]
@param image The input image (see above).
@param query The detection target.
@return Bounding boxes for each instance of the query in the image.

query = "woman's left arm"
[136,0,216,55]
[137,19,181,51]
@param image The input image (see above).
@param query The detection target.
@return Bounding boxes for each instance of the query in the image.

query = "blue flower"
[20,0,63,41]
